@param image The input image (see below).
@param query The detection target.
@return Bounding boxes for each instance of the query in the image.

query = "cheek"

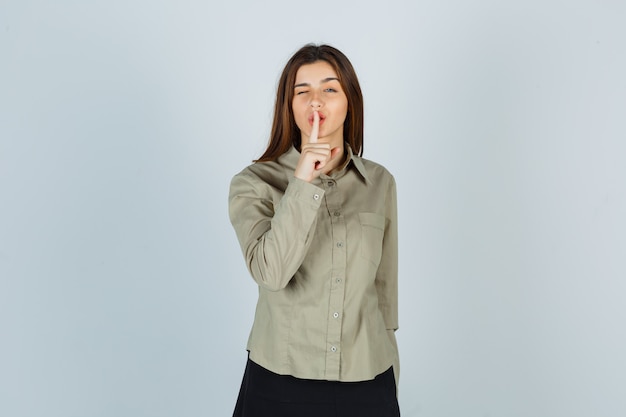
[292,100,305,117]
[292,107,307,130]
[337,102,349,122]
[337,96,348,116]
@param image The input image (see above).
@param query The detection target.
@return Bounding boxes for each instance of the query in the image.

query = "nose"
[310,91,323,109]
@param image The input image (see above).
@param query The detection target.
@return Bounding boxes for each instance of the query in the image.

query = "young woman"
[229,44,400,417]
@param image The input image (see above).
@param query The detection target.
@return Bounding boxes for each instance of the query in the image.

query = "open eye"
[324,88,337,93]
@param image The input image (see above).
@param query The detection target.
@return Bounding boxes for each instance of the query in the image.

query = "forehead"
[294,61,338,82]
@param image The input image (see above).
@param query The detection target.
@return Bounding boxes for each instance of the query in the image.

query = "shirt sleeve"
[375,174,399,331]
[228,171,325,291]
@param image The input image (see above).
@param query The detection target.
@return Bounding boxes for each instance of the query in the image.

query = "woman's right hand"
[294,111,340,182]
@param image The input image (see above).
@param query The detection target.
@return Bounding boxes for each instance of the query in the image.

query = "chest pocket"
[359,212,386,267]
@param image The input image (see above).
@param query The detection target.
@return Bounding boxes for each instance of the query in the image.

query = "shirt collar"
[278,144,371,185]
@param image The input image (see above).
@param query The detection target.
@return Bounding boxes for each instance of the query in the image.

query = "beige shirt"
[229,145,399,383]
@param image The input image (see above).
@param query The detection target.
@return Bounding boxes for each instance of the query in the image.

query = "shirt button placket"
[325,177,345,380]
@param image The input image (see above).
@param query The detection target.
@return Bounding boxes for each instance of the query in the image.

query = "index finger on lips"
[309,110,319,144]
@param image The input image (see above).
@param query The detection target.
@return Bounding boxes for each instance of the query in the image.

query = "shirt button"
[330,346,337,352]
[336,242,344,248]
[333,312,339,319]
[336,278,342,284]
[313,194,320,200]
[327,181,335,187]
[333,211,341,217]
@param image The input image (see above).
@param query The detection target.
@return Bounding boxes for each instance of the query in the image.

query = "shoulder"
[355,156,396,185]
[232,159,285,182]
[230,160,290,198]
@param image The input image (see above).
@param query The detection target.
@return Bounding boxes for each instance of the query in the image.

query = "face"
[292,61,348,148]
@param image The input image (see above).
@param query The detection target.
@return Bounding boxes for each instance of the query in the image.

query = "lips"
[308,112,326,126]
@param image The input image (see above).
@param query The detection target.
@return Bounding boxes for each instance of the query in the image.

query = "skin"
[292,61,348,182]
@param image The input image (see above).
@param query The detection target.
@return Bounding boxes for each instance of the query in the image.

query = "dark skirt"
[233,358,400,417]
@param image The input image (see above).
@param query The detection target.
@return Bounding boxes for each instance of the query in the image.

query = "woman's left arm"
[375,174,400,387]
[376,174,398,332]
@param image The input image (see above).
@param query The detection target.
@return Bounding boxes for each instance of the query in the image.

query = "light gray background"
[1,0,625,416]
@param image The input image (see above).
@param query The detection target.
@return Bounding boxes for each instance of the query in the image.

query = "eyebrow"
[294,77,340,88]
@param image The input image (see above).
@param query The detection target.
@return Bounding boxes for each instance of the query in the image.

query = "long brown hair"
[255,44,364,162]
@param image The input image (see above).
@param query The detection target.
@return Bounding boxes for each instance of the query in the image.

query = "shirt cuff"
[286,176,325,207]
